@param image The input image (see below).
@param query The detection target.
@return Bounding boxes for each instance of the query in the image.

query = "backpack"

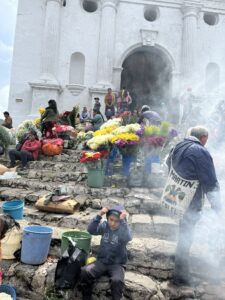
[55,239,87,290]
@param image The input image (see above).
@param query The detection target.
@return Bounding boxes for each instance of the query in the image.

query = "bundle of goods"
[42,138,64,156]
[35,190,80,214]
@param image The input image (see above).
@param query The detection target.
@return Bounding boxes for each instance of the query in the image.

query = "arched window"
[69,52,85,84]
[205,63,220,93]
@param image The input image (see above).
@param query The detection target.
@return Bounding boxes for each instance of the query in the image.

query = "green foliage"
[144,125,160,136]
[17,120,41,143]
[0,125,11,147]
[159,121,170,136]
[44,287,64,300]
[69,105,80,128]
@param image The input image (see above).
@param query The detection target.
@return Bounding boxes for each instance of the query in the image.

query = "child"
[80,206,132,300]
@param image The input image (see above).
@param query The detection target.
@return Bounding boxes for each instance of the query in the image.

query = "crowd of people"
[0,86,224,299]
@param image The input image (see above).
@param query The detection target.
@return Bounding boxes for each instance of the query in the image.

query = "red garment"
[21,140,41,160]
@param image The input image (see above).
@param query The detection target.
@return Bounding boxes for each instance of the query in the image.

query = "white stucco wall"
[8,0,225,125]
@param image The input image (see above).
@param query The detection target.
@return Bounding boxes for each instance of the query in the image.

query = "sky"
[0,0,18,115]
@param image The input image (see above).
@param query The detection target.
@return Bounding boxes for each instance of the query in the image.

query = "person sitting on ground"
[90,109,104,131]
[80,206,132,300]
[41,99,59,138]
[8,131,41,170]
[80,107,90,123]
[138,105,161,126]
[2,112,12,129]
[93,97,101,112]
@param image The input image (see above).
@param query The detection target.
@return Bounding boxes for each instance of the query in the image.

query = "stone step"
[131,214,178,241]
[24,169,87,182]
[3,242,225,300]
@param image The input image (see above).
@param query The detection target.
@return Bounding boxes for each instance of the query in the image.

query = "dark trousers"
[80,261,125,300]
[9,150,33,167]
[174,209,201,279]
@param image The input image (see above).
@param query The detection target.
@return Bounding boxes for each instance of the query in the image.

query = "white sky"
[0,0,18,115]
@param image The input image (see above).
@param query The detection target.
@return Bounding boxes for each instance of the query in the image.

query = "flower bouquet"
[111,132,140,176]
[80,150,109,187]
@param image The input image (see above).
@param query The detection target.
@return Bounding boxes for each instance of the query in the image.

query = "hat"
[106,205,124,219]
[141,105,150,112]
[94,97,100,100]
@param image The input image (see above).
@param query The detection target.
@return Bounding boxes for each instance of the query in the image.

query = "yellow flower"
[38,107,45,115]
[33,118,41,126]
[93,125,117,136]
[87,134,112,150]
[111,133,140,143]
[100,118,121,129]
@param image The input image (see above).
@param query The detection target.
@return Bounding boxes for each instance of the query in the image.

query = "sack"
[42,143,63,156]
[42,138,64,146]
[161,166,199,218]
[55,239,87,289]
[35,196,80,214]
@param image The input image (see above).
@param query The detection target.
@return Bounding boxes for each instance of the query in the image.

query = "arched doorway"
[120,46,173,112]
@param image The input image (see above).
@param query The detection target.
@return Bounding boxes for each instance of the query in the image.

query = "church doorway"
[120,46,173,113]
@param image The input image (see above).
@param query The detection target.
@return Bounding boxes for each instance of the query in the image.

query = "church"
[8,0,225,124]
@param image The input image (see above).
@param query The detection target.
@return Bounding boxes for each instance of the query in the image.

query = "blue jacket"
[87,215,132,265]
[167,137,221,212]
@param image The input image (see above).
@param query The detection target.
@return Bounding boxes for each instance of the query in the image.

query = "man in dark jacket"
[138,105,161,126]
[166,126,221,285]
[80,206,132,300]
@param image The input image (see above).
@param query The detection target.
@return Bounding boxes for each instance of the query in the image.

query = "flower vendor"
[80,206,132,300]
[8,131,41,171]
[90,109,104,131]
[165,126,221,286]
[80,107,90,123]
[41,99,59,138]
[138,105,161,126]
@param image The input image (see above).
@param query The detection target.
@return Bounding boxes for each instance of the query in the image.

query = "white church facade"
[8,0,225,125]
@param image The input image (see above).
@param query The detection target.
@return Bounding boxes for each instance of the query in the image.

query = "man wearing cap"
[80,206,132,300]
[138,105,161,126]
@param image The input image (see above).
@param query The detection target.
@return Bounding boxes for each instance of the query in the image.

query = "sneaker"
[7,163,16,168]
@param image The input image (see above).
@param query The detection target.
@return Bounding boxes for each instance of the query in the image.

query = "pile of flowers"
[86,134,113,151]
[80,150,109,169]
[33,107,46,127]
[111,132,140,155]
[17,120,41,143]
[141,121,175,148]
[80,150,109,163]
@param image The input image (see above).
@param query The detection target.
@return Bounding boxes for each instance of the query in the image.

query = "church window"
[144,6,159,22]
[69,52,85,85]
[203,13,219,26]
[82,0,98,13]
[205,63,220,92]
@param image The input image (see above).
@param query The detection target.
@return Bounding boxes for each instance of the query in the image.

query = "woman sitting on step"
[8,131,41,171]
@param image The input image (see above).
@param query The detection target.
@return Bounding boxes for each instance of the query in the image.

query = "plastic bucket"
[61,231,92,254]
[0,285,16,300]
[21,225,53,265]
[122,155,136,176]
[144,155,160,173]
[2,199,24,220]
[87,169,105,188]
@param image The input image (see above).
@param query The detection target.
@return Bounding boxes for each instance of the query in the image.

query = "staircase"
[1,149,225,300]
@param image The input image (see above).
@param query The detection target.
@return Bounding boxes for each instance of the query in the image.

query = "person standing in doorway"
[104,88,116,120]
